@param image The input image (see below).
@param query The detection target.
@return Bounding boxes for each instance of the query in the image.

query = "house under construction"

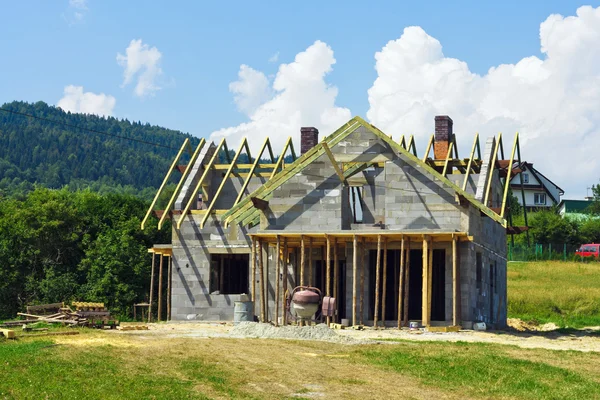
[142,115,528,329]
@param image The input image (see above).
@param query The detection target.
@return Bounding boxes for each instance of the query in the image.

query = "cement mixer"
[290,286,322,324]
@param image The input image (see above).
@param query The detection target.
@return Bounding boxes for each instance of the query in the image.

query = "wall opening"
[209,254,249,295]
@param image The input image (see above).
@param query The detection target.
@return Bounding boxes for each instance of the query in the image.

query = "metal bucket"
[233,301,254,325]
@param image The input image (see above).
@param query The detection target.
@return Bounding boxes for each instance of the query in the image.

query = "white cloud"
[268,52,279,63]
[57,85,116,116]
[117,39,163,98]
[63,0,88,25]
[210,40,351,154]
[367,5,600,198]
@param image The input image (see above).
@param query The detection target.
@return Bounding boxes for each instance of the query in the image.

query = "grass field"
[2,332,600,399]
[507,261,600,328]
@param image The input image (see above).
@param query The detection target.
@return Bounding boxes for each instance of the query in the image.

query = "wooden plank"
[308,237,313,286]
[251,236,256,306]
[360,237,366,325]
[300,235,305,287]
[462,135,479,191]
[26,303,64,315]
[258,239,266,322]
[403,239,411,327]
[374,235,382,328]
[141,138,189,230]
[275,235,281,326]
[270,136,295,180]
[326,235,331,326]
[441,141,454,176]
[500,133,519,217]
[382,237,388,325]
[148,253,155,323]
[234,137,274,207]
[283,237,288,326]
[422,237,429,326]
[168,255,173,321]
[157,254,164,321]
[321,142,347,184]
[426,325,461,333]
[484,134,502,207]
[352,235,358,326]
[428,243,433,325]
[397,235,405,328]
[421,134,434,162]
[452,234,460,326]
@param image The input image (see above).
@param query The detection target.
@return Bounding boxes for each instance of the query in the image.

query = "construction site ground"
[3,321,600,399]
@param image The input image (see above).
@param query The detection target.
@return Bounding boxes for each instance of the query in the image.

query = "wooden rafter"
[421,134,434,162]
[462,133,480,191]
[484,133,502,207]
[321,142,346,184]
[200,138,251,229]
[500,133,519,218]
[270,137,296,179]
[158,138,206,230]
[141,138,190,230]
[233,137,271,207]
[176,139,226,230]
[406,135,417,157]
[441,141,454,177]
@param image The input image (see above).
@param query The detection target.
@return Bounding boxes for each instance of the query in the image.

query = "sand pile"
[230,322,357,343]
[507,318,559,332]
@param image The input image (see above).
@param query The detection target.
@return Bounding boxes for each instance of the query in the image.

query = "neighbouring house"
[510,163,564,210]
[142,115,527,329]
[558,198,595,220]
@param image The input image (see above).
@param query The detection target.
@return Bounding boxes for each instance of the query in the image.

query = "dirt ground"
[109,319,600,353]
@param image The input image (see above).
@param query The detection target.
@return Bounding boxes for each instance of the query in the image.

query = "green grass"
[358,341,600,399]
[508,261,600,328]
[0,339,254,400]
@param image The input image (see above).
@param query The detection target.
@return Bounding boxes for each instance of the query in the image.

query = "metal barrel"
[233,301,254,325]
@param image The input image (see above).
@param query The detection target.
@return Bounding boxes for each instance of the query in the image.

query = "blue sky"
[1,1,600,197]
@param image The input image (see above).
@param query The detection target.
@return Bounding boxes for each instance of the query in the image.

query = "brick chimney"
[300,127,319,155]
[434,115,453,160]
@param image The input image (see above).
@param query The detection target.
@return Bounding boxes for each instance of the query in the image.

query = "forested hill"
[0,101,201,197]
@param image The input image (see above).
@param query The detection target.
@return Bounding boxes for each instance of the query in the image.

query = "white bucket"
[409,321,419,330]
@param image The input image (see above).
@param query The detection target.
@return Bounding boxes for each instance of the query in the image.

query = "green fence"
[507,243,589,262]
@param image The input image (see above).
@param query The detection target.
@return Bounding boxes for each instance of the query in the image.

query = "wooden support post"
[219,256,224,293]
[326,235,331,326]
[452,234,460,326]
[251,236,256,309]
[374,235,382,328]
[421,237,428,326]
[258,239,266,322]
[275,235,281,326]
[398,236,405,328]
[403,239,411,327]
[167,255,172,321]
[428,242,433,325]
[382,237,388,326]
[158,254,164,322]
[300,235,306,287]
[360,237,366,325]
[148,252,155,323]
[333,237,339,323]
[308,237,313,287]
[352,235,358,326]
[283,238,288,326]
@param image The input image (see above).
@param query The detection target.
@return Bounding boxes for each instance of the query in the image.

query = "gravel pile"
[230,322,358,343]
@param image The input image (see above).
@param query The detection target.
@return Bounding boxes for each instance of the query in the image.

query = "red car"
[575,244,600,258]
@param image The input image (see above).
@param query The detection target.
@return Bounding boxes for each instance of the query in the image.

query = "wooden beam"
[275,235,281,326]
[452,234,460,326]
[484,133,502,207]
[421,237,428,326]
[148,252,155,323]
[233,137,273,207]
[167,255,172,321]
[321,142,346,184]
[141,138,189,230]
[300,235,306,287]
[422,134,434,162]
[157,254,164,322]
[360,237,366,325]
[333,237,339,323]
[308,237,313,286]
[352,235,358,326]
[441,141,454,176]
[326,235,331,326]
[283,237,288,326]
[258,239,266,322]
[500,133,519,218]
[374,235,382,328]
[382,237,388,325]
[398,235,405,328]
[158,138,206,230]
[201,138,250,229]
[403,239,411,327]
[428,243,433,325]
[251,236,256,308]
[177,139,226,229]
[462,133,479,191]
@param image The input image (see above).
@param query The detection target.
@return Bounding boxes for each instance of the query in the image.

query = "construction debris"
[1,302,120,330]
[118,325,149,331]
[0,329,16,339]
